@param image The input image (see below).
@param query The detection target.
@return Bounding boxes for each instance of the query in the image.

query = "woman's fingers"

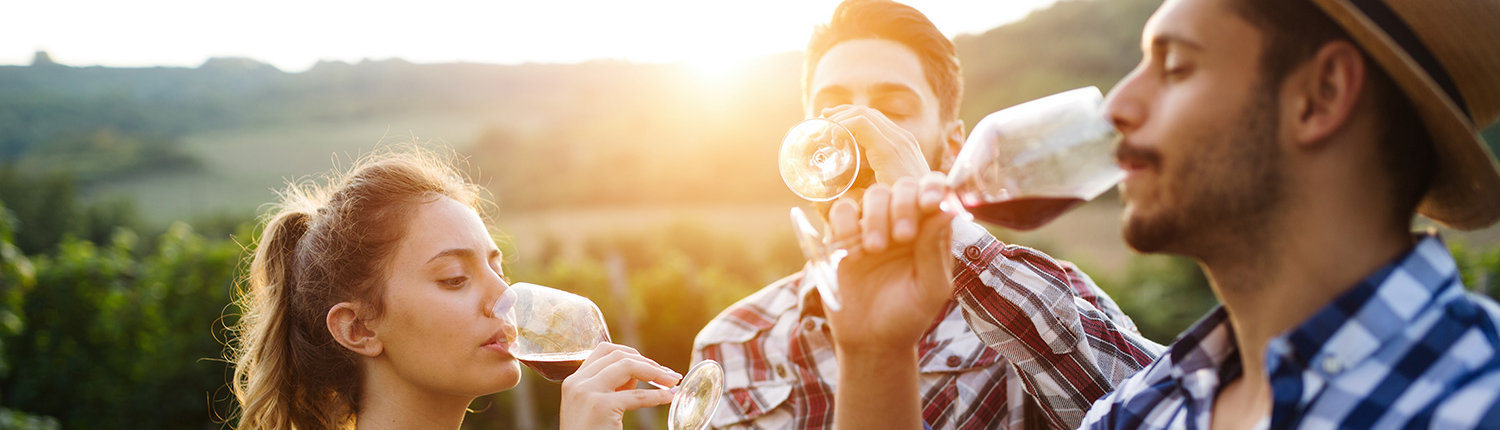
[608,387,676,411]
[595,353,681,391]
[570,343,675,384]
[558,344,681,430]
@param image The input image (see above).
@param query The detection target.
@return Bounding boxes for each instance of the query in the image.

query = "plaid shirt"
[692,220,1164,429]
[1079,234,1500,429]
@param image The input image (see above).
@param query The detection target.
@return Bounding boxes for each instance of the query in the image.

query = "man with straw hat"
[818,0,1500,427]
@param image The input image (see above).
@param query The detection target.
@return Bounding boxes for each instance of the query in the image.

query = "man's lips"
[1115,141,1160,172]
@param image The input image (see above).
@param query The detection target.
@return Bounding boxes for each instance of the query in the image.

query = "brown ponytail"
[228,149,483,429]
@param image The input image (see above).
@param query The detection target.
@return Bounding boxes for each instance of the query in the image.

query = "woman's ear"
[327,302,382,357]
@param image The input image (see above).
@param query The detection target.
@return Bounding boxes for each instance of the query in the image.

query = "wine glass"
[780,87,1123,311]
[778,117,868,202]
[494,282,725,430]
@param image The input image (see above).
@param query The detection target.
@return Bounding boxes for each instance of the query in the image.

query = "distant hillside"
[3,0,1495,218]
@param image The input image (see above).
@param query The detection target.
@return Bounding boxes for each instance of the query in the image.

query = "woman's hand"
[559,343,680,430]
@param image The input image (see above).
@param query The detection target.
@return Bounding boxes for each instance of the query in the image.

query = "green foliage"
[1451,240,1500,300]
[0,408,58,430]
[1096,255,1218,344]
[0,202,35,384]
[0,224,241,430]
[0,169,143,255]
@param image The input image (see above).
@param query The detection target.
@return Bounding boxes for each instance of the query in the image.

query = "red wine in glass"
[515,351,589,382]
[497,282,725,430]
[963,196,1085,231]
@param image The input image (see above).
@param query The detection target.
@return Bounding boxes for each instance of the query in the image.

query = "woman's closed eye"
[440,276,469,289]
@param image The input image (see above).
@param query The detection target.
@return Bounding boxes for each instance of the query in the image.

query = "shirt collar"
[1166,307,1242,388]
[1265,233,1463,377]
[1162,234,1461,396]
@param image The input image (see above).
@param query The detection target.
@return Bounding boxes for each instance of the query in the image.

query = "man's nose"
[1104,65,1149,135]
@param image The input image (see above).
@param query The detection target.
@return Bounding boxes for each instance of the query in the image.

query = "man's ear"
[939,118,965,172]
[327,302,382,358]
[1287,40,1367,147]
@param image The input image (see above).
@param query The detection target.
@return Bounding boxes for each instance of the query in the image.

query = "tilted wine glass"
[494,282,724,430]
[779,86,1124,311]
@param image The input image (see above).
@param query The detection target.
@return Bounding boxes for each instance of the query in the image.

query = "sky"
[1,0,1060,73]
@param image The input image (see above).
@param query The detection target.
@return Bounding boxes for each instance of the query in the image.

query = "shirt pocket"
[918,323,1003,374]
[712,377,795,429]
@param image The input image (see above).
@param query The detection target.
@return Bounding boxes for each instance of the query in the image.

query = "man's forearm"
[834,346,924,430]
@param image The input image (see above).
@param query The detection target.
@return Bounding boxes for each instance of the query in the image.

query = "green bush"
[0,223,240,430]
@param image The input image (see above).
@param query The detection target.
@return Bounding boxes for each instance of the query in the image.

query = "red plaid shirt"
[692,220,1165,429]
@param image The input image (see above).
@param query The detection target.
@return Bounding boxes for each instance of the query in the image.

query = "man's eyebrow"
[811,85,851,101]
[1148,32,1206,53]
[869,82,921,98]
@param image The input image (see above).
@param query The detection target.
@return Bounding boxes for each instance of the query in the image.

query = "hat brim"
[1310,0,1500,230]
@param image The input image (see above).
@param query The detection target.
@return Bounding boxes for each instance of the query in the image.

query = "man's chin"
[1121,207,1180,254]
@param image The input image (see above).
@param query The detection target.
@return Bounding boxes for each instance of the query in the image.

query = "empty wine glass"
[779,117,868,202]
[495,282,724,430]
[781,87,1123,311]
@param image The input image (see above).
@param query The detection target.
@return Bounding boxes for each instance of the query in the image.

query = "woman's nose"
[486,278,513,319]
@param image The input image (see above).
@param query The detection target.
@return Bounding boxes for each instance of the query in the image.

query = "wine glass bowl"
[494,282,724,429]
[948,87,1123,231]
[498,283,611,381]
[779,118,862,202]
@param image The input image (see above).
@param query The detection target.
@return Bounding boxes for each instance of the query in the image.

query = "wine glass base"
[668,359,725,430]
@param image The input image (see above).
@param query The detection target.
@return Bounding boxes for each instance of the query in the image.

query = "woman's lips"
[483,325,517,356]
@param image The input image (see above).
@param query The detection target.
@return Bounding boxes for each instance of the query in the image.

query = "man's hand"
[826,172,956,353]
[823,105,932,184]
[826,173,955,430]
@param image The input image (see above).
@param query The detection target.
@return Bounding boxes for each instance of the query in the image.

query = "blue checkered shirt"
[1080,235,1500,429]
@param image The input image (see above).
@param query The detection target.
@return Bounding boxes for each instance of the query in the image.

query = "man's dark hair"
[805,0,963,122]
[1230,0,1437,223]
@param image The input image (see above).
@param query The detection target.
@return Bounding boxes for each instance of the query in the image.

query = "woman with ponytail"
[228,149,678,430]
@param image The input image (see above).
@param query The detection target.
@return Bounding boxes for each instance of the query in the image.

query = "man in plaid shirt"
[826,0,1500,428]
[691,1,1164,428]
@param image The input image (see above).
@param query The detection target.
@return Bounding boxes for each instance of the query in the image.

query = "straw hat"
[1305,0,1500,230]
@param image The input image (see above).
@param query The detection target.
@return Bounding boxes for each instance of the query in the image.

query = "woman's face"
[371,195,520,397]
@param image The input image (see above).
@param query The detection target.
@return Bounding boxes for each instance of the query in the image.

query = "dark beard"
[1124,86,1285,255]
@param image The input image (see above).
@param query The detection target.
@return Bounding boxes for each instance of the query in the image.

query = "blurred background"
[2,0,1498,428]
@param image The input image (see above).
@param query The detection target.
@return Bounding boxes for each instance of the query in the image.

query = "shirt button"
[1321,356,1343,374]
[775,364,788,378]
[803,320,817,332]
[946,355,963,367]
[963,245,982,261]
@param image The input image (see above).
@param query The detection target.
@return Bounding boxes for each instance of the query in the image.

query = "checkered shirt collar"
[1166,234,1461,387]
[1264,233,1462,377]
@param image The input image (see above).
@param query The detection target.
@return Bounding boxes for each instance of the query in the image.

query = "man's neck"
[1199,206,1412,391]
